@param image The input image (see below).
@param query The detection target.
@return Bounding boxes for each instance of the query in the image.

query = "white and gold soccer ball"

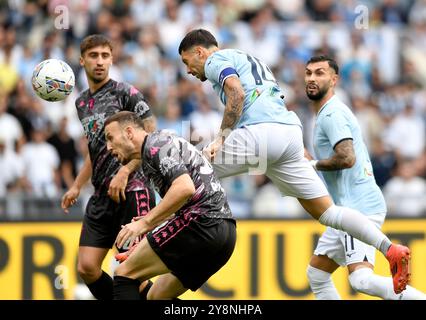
[31,58,75,102]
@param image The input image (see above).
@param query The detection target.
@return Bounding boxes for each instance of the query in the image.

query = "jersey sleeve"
[320,110,353,149]
[122,83,152,120]
[205,52,238,88]
[144,137,189,189]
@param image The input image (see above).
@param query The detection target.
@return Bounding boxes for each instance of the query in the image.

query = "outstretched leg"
[299,196,411,294]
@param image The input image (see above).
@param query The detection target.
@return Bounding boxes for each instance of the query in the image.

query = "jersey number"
[344,234,355,251]
[245,54,277,86]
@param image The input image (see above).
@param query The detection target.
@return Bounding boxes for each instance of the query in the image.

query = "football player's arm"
[72,154,92,189]
[144,174,194,229]
[203,76,244,161]
[115,174,195,249]
[219,76,245,141]
[115,140,194,248]
[61,154,92,213]
[315,139,356,171]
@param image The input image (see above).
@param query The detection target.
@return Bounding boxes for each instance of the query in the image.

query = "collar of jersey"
[317,94,337,117]
[89,78,113,96]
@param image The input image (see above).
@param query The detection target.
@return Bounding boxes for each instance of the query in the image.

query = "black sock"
[86,270,113,300]
[139,280,153,300]
[113,276,141,300]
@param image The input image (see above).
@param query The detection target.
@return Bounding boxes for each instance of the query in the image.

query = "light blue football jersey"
[313,95,386,215]
[204,49,301,128]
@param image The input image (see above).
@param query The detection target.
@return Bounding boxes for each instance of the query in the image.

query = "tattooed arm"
[204,76,244,161]
[218,76,245,141]
[316,139,356,171]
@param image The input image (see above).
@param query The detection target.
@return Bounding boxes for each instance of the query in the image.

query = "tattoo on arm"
[220,78,244,139]
[316,139,356,171]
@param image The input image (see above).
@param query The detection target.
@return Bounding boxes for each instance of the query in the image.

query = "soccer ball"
[31,59,75,102]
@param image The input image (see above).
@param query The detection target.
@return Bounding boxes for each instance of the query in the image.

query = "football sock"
[306,265,341,300]
[113,276,141,300]
[86,270,113,300]
[349,268,426,300]
[139,280,153,300]
[319,205,392,256]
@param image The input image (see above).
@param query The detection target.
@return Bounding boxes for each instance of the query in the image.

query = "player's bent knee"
[306,265,316,283]
[77,260,101,281]
[349,268,373,293]
[306,264,331,284]
[307,264,331,283]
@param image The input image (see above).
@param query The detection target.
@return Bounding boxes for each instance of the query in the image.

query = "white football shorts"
[314,212,386,266]
[211,122,329,199]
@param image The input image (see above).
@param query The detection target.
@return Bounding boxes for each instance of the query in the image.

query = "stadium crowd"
[0,0,425,219]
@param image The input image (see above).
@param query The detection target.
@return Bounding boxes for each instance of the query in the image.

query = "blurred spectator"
[351,96,385,151]
[408,0,426,25]
[156,98,186,137]
[178,0,217,29]
[189,96,222,149]
[252,175,306,218]
[370,137,397,188]
[88,8,113,35]
[0,92,25,152]
[157,0,186,61]
[130,0,165,28]
[384,104,425,159]
[17,45,39,93]
[339,31,373,92]
[377,0,410,24]
[383,159,426,216]
[270,0,305,21]
[33,31,65,62]
[215,0,241,26]
[176,76,198,117]
[0,137,24,197]
[234,5,281,68]
[0,25,23,75]
[132,26,161,90]
[0,27,20,94]
[48,117,78,190]
[305,0,340,21]
[220,175,256,218]
[21,127,60,198]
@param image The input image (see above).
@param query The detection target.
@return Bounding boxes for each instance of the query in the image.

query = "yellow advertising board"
[0,220,425,300]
